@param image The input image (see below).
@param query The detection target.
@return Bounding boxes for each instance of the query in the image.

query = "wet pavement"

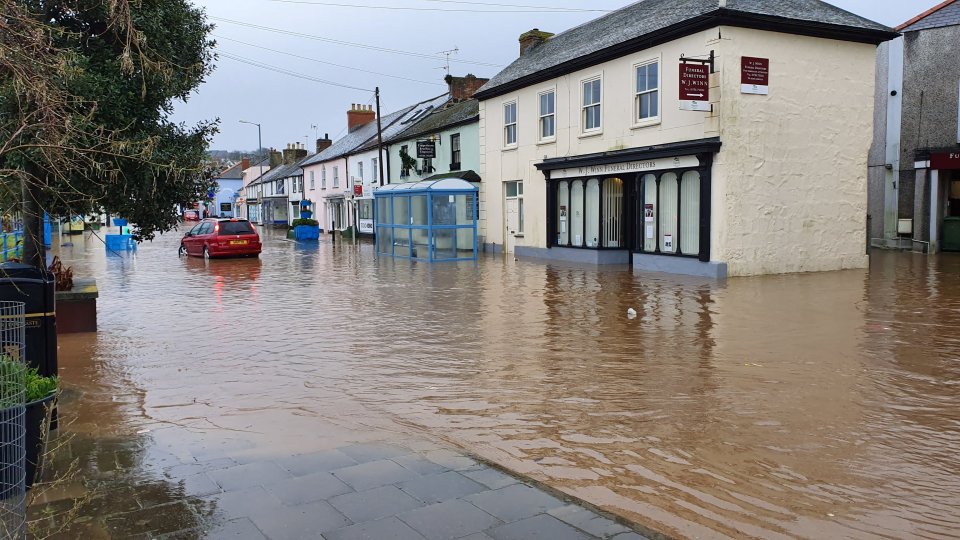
[28,226,960,539]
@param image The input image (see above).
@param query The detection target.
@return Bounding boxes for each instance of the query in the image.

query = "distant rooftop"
[898,0,960,32]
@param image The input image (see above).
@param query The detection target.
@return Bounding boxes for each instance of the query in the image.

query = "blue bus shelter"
[374,178,478,262]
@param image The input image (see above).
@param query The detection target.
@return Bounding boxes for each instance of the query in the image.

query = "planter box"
[294,225,320,241]
[56,278,98,334]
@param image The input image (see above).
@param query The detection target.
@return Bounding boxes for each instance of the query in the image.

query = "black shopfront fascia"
[538,138,721,263]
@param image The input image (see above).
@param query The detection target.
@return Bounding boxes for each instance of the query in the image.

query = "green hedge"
[291,218,319,228]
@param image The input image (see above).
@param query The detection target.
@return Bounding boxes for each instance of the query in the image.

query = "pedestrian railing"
[1,232,23,263]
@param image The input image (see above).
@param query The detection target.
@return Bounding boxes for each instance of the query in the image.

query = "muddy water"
[45,227,960,539]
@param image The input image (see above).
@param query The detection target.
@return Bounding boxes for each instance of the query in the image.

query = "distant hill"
[207,148,269,163]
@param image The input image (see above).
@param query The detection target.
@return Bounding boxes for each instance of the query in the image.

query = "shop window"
[539,90,555,141]
[504,102,518,146]
[680,171,701,254]
[585,179,600,247]
[582,77,602,132]
[635,60,660,122]
[358,200,373,220]
[642,174,657,252]
[557,182,569,245]
[570,180,584,246]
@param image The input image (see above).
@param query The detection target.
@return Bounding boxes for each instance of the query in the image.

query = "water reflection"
[40,228,960,539]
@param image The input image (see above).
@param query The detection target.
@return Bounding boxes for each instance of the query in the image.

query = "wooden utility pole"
[375,87,386,187]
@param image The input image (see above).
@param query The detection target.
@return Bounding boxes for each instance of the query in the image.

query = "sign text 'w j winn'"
[679,63,710,112]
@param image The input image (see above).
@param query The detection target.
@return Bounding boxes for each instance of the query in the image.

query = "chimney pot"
[346,102,377,133]
[446,73,490,101]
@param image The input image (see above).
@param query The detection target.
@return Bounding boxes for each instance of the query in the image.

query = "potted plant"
[0,356,58,495]
[291,218,320,241]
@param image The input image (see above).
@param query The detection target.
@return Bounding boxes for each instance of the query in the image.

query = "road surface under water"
[42,226,960,539]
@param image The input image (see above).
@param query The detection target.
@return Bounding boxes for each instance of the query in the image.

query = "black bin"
[0,263,57,377]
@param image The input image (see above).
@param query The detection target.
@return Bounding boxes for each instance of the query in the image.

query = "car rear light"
[214,223,220,233]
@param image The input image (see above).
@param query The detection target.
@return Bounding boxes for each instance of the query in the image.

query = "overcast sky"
[171,0,942,153]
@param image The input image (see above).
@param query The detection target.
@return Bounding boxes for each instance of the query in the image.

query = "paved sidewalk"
[164,441,649,540]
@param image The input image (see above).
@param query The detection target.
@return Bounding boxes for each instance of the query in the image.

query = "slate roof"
[378,99,479,147]
[215,162,244,180]
[475,0,896,99]
[898,0,960,32]
[248,154,312,188]
[301,93,451,167]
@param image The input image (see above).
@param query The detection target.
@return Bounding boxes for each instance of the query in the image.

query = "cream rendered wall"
[714,27,875,276]
[481,30,717,252]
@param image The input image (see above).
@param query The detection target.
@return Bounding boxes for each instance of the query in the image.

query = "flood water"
[40,226,960,539]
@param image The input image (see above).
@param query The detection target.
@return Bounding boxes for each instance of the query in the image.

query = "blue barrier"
[1,231,23,262]
[105,234,136,251]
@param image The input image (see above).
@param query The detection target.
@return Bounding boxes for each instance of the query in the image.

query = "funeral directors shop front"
[534,138,723,277]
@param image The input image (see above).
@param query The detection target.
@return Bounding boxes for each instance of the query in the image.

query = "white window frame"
[333,166,339,188]
[372,158,379,183]
[538,88,556,143]
[358,161,364,183]
[580,75,603,136]
[633,57,661,128]
[503,100,518,149]
[309,170,315,190]
[321,167,327,190]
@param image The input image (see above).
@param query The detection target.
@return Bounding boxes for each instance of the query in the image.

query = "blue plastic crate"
[104,234,136,251]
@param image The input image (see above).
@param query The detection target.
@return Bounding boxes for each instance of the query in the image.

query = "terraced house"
[476,0,898,277]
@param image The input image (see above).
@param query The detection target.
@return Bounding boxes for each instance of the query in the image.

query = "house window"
[310,171,315,190]
[504,101,517,146]
[636,61,660,122]
[505,180,524,234]
[358,161,364,183]
[450,133,461,170]
[582,77,602,132]
[372,158,379,183]
[321,167,327,189]
[276,179,284,194]
[333,166,339,188]
[539,90,555,141]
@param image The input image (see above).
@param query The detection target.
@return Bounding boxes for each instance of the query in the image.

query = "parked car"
[179,218,261,259]
[183,209,200,221]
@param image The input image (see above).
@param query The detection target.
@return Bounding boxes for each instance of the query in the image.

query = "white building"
[476,0,897,277]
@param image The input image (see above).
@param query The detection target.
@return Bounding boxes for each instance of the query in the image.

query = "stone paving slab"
[34,436,653,540]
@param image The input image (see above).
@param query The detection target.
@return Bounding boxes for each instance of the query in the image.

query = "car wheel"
[203,246,210,260]
[178,244,186,257]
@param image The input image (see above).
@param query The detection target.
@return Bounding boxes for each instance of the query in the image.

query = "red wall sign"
[679,63,710,101]
[741,57,770,95]
[931,152,960,170]
[353,184,363,196]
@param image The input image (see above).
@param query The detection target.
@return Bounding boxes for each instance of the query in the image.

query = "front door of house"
[505,197,518,253]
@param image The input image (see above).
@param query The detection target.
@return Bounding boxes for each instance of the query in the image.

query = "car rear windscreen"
[218,221,255,235]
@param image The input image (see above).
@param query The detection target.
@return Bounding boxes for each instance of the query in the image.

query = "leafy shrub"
[292,218,319,227]
[0,355,58,408]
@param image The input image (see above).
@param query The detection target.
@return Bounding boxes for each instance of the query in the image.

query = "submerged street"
[31,227,960,539]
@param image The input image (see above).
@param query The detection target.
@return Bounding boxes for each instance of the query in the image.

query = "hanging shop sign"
[550,155,699,180]
[741,56,770,95]
[416,140,436,159]
[354,184,363,196]
[931,152,960,170]
[679,63,711,112]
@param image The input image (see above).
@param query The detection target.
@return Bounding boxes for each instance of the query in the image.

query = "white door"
[505,197,519,253]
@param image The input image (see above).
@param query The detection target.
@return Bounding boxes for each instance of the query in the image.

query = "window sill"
[502,145,518,152]
[578,130,603,139]
[631,118,661,130]
[513,233,525,238]
[536,138,556,146]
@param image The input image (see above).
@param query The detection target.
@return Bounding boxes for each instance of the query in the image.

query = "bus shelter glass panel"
[411,195,429,259]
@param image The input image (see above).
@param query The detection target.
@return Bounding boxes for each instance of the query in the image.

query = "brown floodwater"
[40,226,960,539]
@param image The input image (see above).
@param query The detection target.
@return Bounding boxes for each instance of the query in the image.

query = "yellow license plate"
[230,240,248,245]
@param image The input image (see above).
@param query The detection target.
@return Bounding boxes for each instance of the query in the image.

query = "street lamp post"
[239,120,263,227]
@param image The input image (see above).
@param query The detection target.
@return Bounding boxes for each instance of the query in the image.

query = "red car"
[179,218,261,259]
[183,209,200,221]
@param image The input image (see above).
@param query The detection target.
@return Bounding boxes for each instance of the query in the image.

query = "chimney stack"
[294,143,308,161]
[269,148,283,168]
[347,103,376,133]
[519,29,553,56]
[445,74,490,101]
[241,157,250,171]
[282,143,299,165]
[316,133,333,154]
